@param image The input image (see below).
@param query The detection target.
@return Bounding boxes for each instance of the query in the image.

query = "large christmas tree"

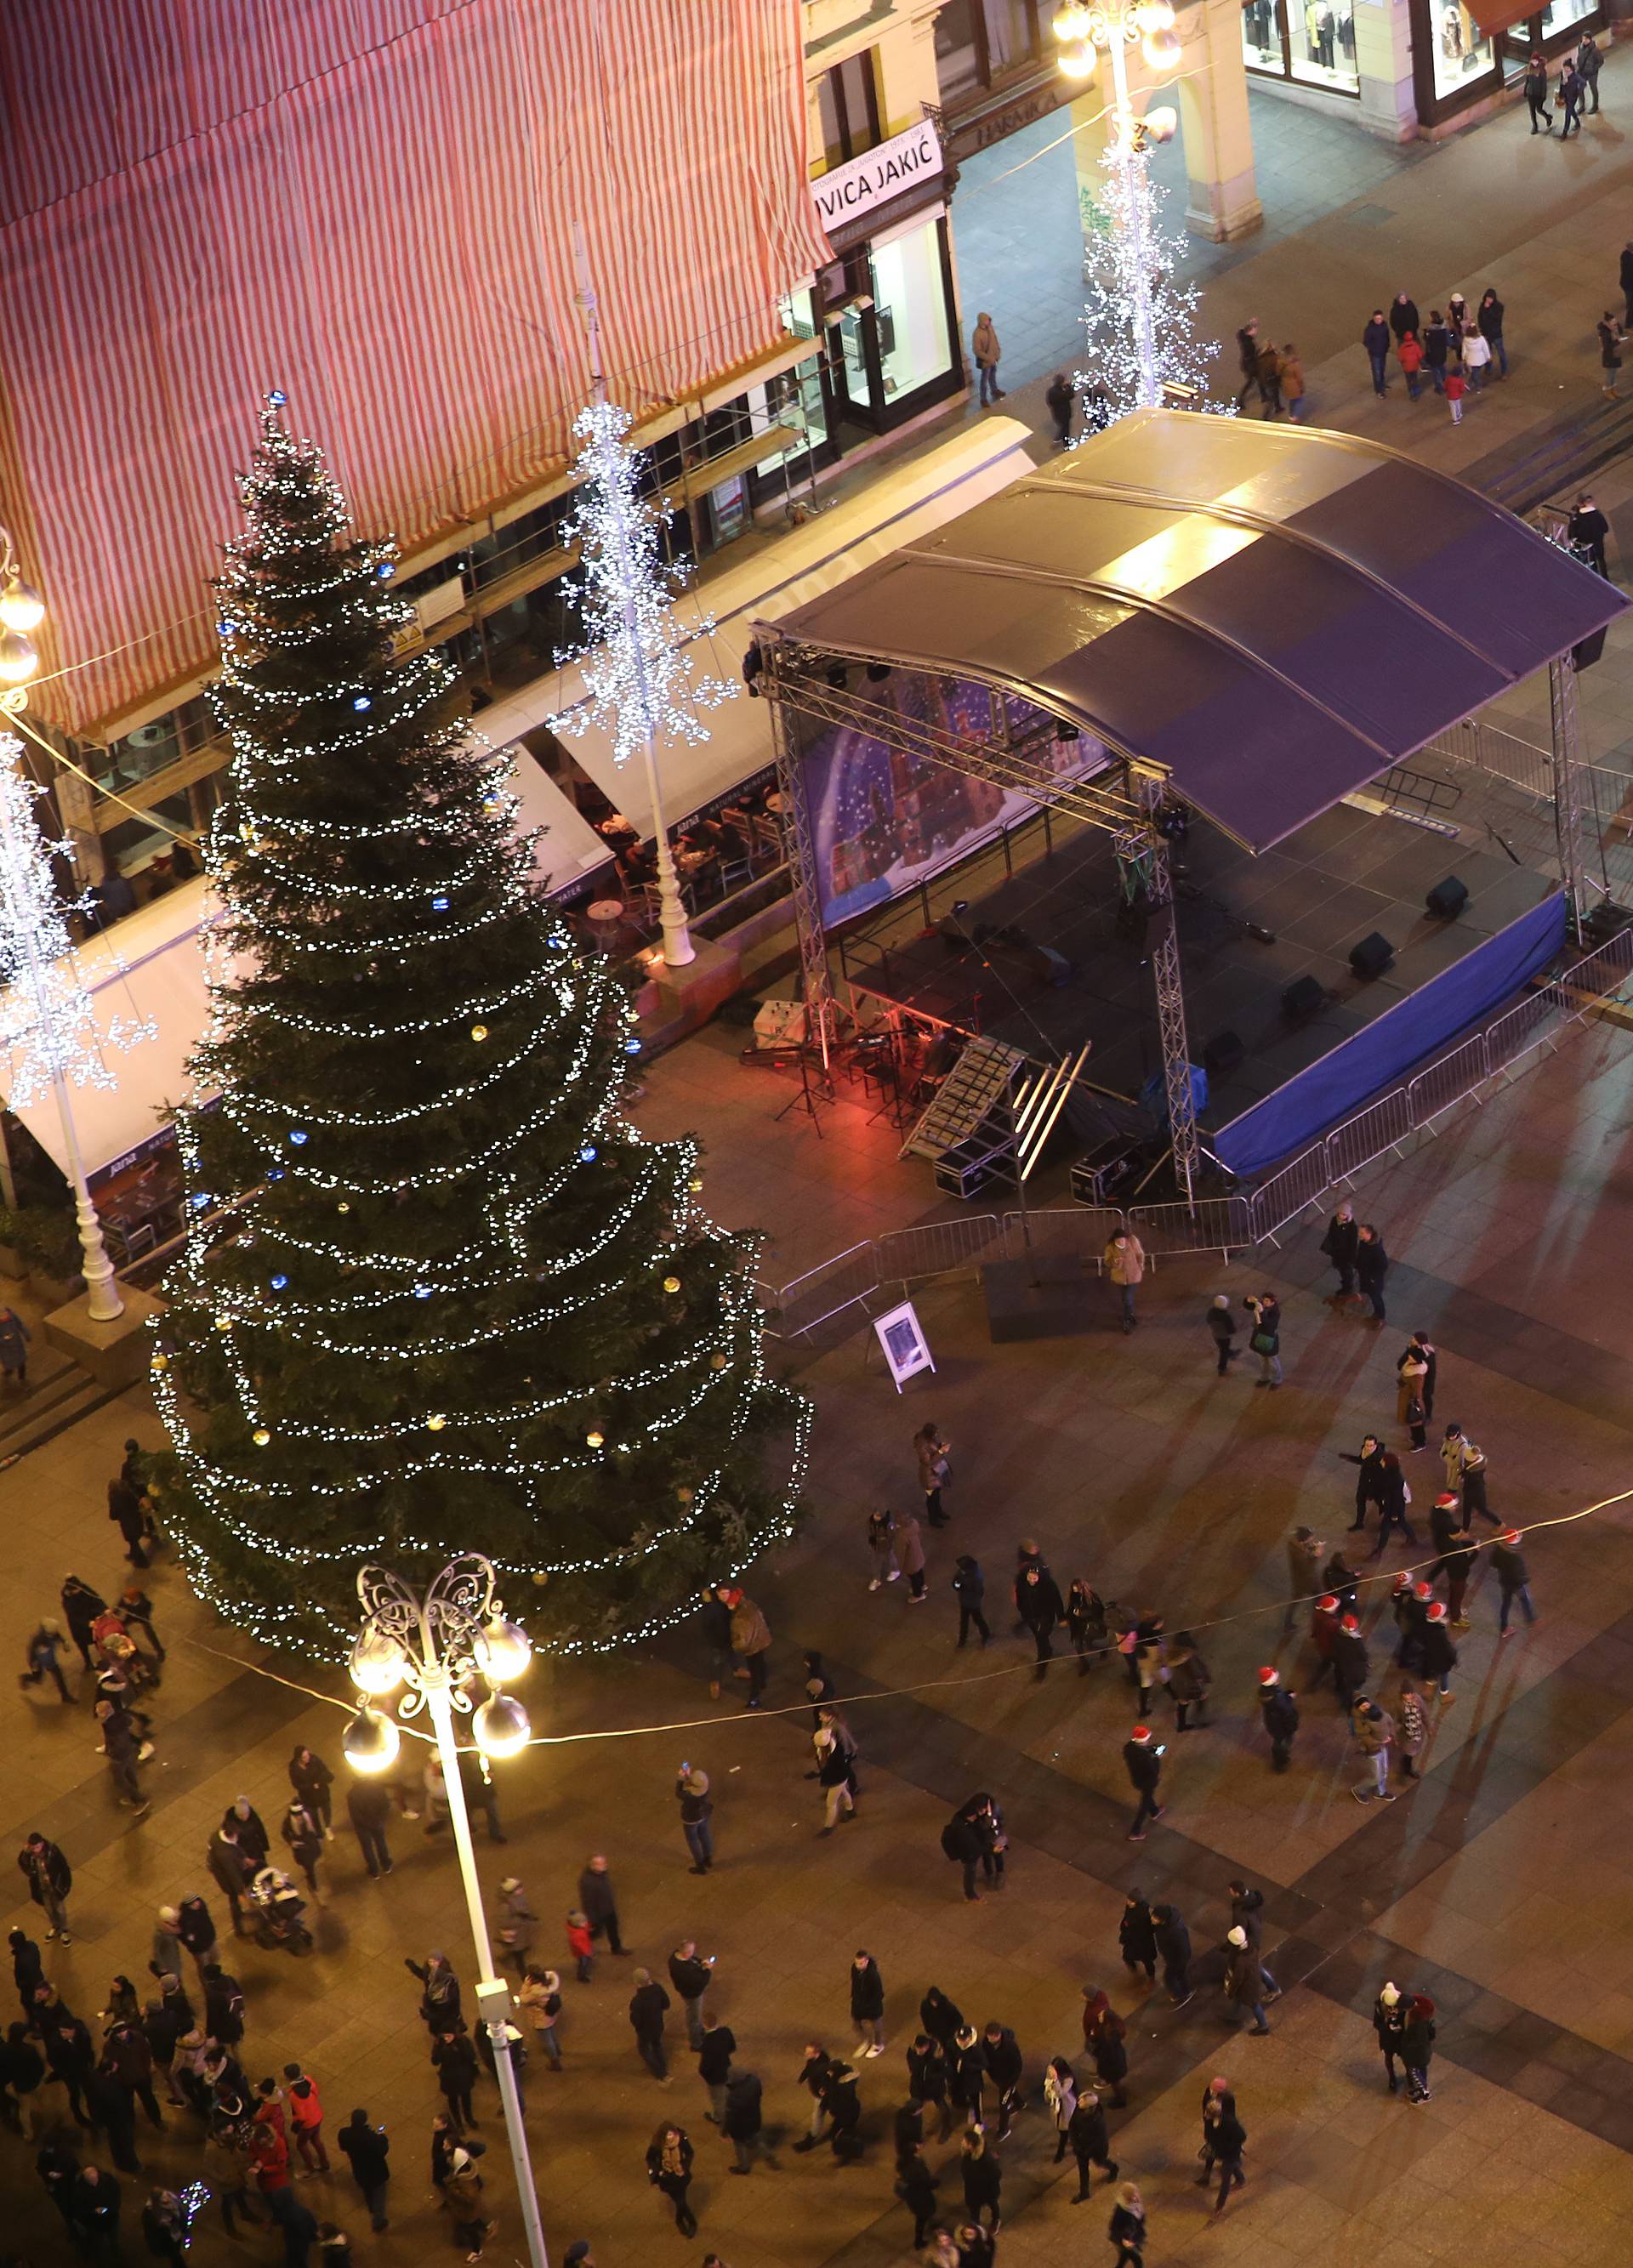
[154,400,805,1660]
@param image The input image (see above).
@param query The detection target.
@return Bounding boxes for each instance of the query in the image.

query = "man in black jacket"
[1123,1728,1164,1842]
[337,2109,390,2231]
[1151,1904,1192,2006]
[346,1779,393,1879]
[1373,1982,1408,2092]
[697,2013,737,2123]
[1341,1435,1387,1532]
[724,2067,772,2174]
[629,1970,671,2082]
[1355,1224,1388,1322]
[430,2027,478,2131]
[698,1586,734,1700]
[668,1941,714,2051]
[1420,1606,1458,1702]
[907,2032,953,2141]
[1331,1617,1369,1713]
[1067,2089,1118,2198]
[1319,1202,1359,1295]
[952,1557,989,1650]
[981,2021,1023,2140]
[942,1811,986,1903]
[792,2043,832,2151]
[1493,1529,1537,1636]
[1362,311,1391,397]
[16,1833,72,1944]
[74,2164,122,2258]
[578,1856,624,1955]
[1257,1668,1298,1771]
[1016,1565,1064,1680]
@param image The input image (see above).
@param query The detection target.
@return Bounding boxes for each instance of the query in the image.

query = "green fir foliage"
[153,402,805,1658]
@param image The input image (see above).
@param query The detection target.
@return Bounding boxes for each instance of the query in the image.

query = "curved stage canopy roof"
[768,408,1630,853]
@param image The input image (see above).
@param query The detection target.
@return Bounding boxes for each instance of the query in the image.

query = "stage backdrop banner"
[802,681,1108,928]
[1213,890,1569,1180]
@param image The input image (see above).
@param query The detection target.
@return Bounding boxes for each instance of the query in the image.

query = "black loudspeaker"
[1203,1028,1245,1079]
[1282,975,1325,1020]
[1425,874,1469,920]
[1349,931,1395,980]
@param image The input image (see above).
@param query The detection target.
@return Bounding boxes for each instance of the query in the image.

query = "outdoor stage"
[837,793,1558,1132]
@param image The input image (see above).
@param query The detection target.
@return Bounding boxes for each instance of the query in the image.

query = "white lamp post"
[343,1555,548,2268]
[0,537,131,1321]
[1054,1,1181,411]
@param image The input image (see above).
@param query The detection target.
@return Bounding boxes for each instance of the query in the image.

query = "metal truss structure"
[760,634,1201,1205]
[1547,651,1588,946]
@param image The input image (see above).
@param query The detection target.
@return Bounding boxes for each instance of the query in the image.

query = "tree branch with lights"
[152,398,807,1660]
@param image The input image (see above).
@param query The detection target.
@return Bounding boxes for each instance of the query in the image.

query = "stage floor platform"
[839,798,1558,1130]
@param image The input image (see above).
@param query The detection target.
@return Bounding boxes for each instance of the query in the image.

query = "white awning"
[478,414,1040,839]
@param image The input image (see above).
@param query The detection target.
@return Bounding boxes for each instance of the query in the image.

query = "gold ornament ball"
[338,1201,350,1214]
[710,1353,728,1370]
[676,1486,695,1503]
[426,1413,447,1431]
[470,1023,488,1042]
[586,1429,605,1448]
[252,1428,270,1447]
[689,1178,703,1192]
[214,1314,231,1332]
[663,1275,682,1293]
[150,1353,168,1373]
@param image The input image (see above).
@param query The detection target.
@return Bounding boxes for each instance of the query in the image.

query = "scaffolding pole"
[766,673,838,1071]
[1548,651,1589,947]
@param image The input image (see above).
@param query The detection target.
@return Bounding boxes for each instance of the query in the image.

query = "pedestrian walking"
[948,2025,986,2129]
[669,1941,715,2054]
[982,2021,1023,2140]
[868,1509,900,1591]
[908,2032,953,2142]
[1233,320,1260,410]
[1397,328,1424,399]
[1123,1726,1164,1840]
[1131,1613,1168,1715]
[141,2187,187,2265]
[287,1746,333,1834]
[1462,323,1491,389]
[916,1422,952,1526]
[1449,1424,1496,1525]
[430,2027,479,2133]
[282,1799,325,1899]
[1396,1676,1428,1780]
[629,1969,672,2083]
[1102,1231,1146,1332]
[20,1617,73,1702]
[1422,311,1450,394]
[723,1588,771,1708]
[897,2137,940,2242]
[1388,291,1420,344]
[676,1767,714,1874]
[1207,2093,1247,2211]
[492,1876,536,1972]
[1283,1526,1323,1634]
[1043,2055,1077,2159]
[208,1821,255,1931]
[896,1509,929,1602]
[1223,1930,1271,2033]
[1204,1293,1239,1373]
[566,1910,595,1983]
[816,1725,856,1833]
[406,1950,461,2033]
[1493,1527,1538,1634]
[1243,1292,1282,1385]
[1373,1982,1407,2091]
[1445,367,1465,424]
[345,1777,392,1879]
[1255,338,1283,417]
[518,1967,564,2072]
[108,1476,151,1567]
[1361,310,1391,396]
[1045,372,1076,447]
[578,1855,624,1953]
[1066,1577,1107,1673]
[1403,1993,1437,2101]
[971,314,1004,406]
[1119,1893,1157,1987]
[1350,1697,1397,1805]
[1600,310,1625,399]
[1168,1631,1210,1730]
[100,1700,150,1815]
[1109,2180,1147,2266]
[794,2043,834,2151]
[444,2142,493,2258]
[1332,1613,1369,1712]
[1016,1562,1064,1677]
[848,1951,885,2058]
[718,2066,773,2178]
[1258,1664,1300,1768]
[959,2128,1001,2231]
[1355,1224,1388,1321]
[283,2064,330,2172]
[17,1833,72,1942]
[1373,1451,1416,1554]
[1152,1902,1192,2005]
[1420,1603,1458,1702]
[1280,343,1306,421]
[60,1576,105,1670]
[0,1303,31,1388]
[697,1585,734,1699]
[951,1555,988,1648]
[695,2011,737,2131]
[1065,2084,1118,2197]
[1524,51,1552,130]
[823,2058,863,2160]
[1579,30,1602,109]
[1478,287,1507,377]
[1560,55,1583,133]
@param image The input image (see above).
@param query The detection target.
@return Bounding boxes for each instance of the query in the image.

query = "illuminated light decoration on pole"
[1052,0,1223,423]
[0,742,156,1322]
[553,252,739,971]
[344,1556,549,2268]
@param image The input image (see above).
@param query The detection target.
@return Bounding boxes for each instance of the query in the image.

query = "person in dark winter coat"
[1420,1606,1458,1700]
[1355,1225,1388,1322]
[1283,1526,1323,1637]
[1320,1202,1359,1295]
[336,2110,390,2231]
[1044,372,1076,448]
[1493,1529,1537,1634]
[108,1477,151,1568]
[1066,1579,1107,1672]
[699,1587,735,1700]
[1403,1994,1436,2101]
[1389,293,1420,345]
[1397,1331,1437,1421]
[1080,1990,1128,2108]
[629,1970,672,2082]
[1205,1294,1239,1373]
[207,1826,255,1933]
[1167,1632,1211,1730]
[959,2128,1001,2231]
[1118,1895,1157,1985]
[1223,1930,1270,2033]
[578,1856,623,1954]
[61,1577,107,1672]
[17,1833,72,1943]
[1479,288,1508,376]
[100,2018,165,2130]
[1332,1616,1369,1711]
[723,2068,771,2174]
[1525,52,1552,129]
[1151,1904,1192,2005]
[921,1987,964,2051]
[1362,310,1391,396]
[952,1557,989,1649]
[850,1952,885,2057]
[1341,1435,1387,1532]
[1258,1668,1298,1771]
[1370,1452,1415,1555]
[942,1811,986,1904]
[430,2028,478,2131]
[1322,1549,1360,1617]
[287,1748,335,1834]
[948,2026,986,2128]
[405,1952,460,2034]
[896,2139,939,2242]
[697,2013,736,2125]
[1123,1729,1164,1841]
[646,2125,697,2233]
[792,2043,833,2150]
[222,1796,270,1871]
[1109,2180,1147,2266]
[1207,2096,1247,2210]
[822,2060,863,2160]
[1067,2089,1118,2197]
[981,2021,1023,2140]
[908,2033,953,2140]
[1016,1564,1064,1677]
[1373,1982,1408,2091]
[669,1941,715,2051]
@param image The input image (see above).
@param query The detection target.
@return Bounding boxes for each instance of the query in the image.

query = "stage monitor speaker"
[1425,874,1469,920]
[1349,931,1395,980]
[1282,975,1324,1020]
[1203,1028,1245,1079]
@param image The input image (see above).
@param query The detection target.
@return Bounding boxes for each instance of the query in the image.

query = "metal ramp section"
[900,1035,1030,1200]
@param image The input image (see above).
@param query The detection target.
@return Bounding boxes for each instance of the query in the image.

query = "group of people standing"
[1361,291,1503,422]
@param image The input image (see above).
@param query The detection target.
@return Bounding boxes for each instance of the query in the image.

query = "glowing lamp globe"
[1052,0,1093,37]
[1136,0,1176,26]
[343,1704,401,1775]
[1059,38,1097,77]
[475,1613,532,1685]
[0,579,44,634]
[1141,25,1181,66]
[0,631,39,685]
[1145,104,1178,141]
[474,1691,531,1759]
[349,1627,407,1697]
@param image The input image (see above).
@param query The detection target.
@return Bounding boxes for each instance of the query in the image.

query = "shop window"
[1431,0,1493,98]
[870,223,956,404]
[1241,0,1357,89]
[816,51,883,168]
[933,0,1044,104]
[1538,0,1596,35]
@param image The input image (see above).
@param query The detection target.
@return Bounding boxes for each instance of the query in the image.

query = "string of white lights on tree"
[1073,146,1222,425]
[152,395,806,1662]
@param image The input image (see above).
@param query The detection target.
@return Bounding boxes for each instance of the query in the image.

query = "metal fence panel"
[874,1214,1004,1287]
[1324,1086,1414,1184]
[1482,988,1562,1077]
[1407,1032,1489,1127]
[1125,1194,1255,1256]
[1249,1140,1332,1243]
[770,1240,880,1338]
[1004,1206,1125,1267]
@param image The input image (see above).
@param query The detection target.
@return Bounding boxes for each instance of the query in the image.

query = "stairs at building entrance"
[0,1352,121,1471]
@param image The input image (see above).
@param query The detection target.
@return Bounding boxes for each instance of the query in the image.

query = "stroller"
[248,1864,314,1955]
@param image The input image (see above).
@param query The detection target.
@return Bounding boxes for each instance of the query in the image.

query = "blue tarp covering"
[1213,892,1569,1179]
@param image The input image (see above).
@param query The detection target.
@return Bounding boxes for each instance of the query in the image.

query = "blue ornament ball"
[288,1129,309,1147]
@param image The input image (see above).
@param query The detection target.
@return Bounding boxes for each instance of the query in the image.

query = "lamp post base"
[43,1282,165,1390]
